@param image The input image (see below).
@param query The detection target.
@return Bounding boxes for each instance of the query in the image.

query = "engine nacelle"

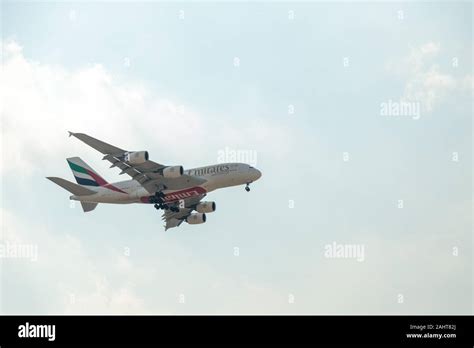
[163,165,184,178]
[125,151,149,165]
[186,213,206,225]
[196,201,216,213]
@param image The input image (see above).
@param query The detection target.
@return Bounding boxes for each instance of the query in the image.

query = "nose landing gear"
[245,183,251,192]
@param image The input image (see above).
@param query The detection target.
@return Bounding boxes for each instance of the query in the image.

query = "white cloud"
[0,39,290,180]
[1,206,288,314]
[403,65,457,112]
[408,42,440,74]
[386,42,472,113]
[0,40,206,177]
[419,42,440,56]
[1,208,150,314]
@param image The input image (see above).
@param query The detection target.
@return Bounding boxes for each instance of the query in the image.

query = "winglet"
[68,131,75,137]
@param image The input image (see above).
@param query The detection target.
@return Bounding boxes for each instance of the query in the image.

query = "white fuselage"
[71,163,261,204]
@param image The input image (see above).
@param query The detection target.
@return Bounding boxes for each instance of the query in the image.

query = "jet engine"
[196,201,216,213]
[125,151,149,164]
[163,165,184,178]
[186,213,206,225]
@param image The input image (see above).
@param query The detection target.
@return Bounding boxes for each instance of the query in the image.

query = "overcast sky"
[0,1,472,314]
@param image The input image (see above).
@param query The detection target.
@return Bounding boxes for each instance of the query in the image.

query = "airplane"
[47,132,262,230]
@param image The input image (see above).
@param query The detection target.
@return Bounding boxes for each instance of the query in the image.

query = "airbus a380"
[47,132,262,230]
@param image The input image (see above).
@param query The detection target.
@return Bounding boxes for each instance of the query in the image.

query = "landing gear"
[155,190,165,202]
[245,183,251,192]
[152,187,180,212]
[150,187,167,204]
[154,201,179,212]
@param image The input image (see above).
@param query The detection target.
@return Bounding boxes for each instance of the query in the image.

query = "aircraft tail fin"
[46,177,97,196]
[80,202,98,212]
[66,157,108,187]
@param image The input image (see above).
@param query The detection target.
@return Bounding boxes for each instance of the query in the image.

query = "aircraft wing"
[69,132,206,193]
[162,194,206,230]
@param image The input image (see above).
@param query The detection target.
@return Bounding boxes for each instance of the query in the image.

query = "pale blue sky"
[1,1,472,314]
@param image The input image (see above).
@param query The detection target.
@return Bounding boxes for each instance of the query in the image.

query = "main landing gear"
[152,190,179,212]
[245,183,251,192]
[154,202,180,212]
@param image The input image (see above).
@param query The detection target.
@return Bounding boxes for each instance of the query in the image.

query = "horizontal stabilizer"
[81,202,98,212]
[46,177,96,196]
